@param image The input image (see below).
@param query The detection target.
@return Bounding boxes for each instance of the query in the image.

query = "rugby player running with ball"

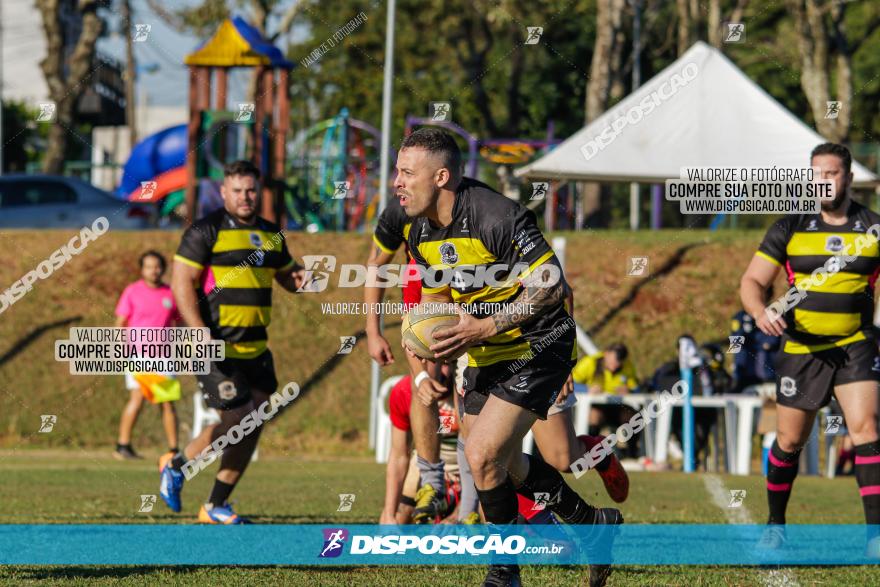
[398,128,622,587]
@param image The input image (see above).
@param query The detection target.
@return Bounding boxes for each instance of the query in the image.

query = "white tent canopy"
[515,41,878,187]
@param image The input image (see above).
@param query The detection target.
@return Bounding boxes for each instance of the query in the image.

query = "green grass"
[1,452,879,585]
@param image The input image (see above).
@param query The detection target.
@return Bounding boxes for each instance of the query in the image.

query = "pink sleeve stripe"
[768,452,795,468]
[767,482,792,492]
[855,455,880,465]
[859,486,880,497]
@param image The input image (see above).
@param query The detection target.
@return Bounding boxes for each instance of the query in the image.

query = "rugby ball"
[401,305,460,360]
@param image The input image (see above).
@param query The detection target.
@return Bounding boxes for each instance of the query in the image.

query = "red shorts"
[402,257,422,307]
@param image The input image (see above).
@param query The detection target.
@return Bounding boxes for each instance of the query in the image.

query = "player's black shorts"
[461,333,576,420]
[197,349,278,410]
[774,338,880,411]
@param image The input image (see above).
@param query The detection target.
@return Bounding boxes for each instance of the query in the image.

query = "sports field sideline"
[2,451,876,586]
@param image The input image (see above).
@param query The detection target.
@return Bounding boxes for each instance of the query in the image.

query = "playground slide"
[117,125,188,204]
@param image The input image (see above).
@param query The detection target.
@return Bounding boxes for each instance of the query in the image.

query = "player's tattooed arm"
[367,243,389,266]
[432,260,568,359]
[487,259,570,336]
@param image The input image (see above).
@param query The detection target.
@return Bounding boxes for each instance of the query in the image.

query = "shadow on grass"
[0,316,82,368]
[586,242,704,337]
[281,321,402,408]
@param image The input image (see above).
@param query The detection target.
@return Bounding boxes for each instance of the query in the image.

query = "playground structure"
[115,16,565,230]
[286,108,383,232]
[116,124,187,216]
[117,17,293,225]
[283,113,562,232]
[182,16,292,225]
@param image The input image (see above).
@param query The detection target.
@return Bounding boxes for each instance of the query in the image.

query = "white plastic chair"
[375,375,404,464]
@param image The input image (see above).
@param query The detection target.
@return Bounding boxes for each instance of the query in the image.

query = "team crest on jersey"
[218,381,237,401]
[825,235,844,253]
[779,376,797,398]
[250,232,263,248]
[439,242,459,264]
[806,219,818,231]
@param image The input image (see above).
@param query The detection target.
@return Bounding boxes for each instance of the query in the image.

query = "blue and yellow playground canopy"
[184,15,294,69]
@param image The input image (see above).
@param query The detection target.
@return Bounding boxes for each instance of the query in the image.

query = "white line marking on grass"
[702,474,799,587]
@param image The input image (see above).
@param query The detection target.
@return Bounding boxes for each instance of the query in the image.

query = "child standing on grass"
[113,250,180,460]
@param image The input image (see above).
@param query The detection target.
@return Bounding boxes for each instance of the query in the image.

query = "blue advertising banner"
[2,525,879,566]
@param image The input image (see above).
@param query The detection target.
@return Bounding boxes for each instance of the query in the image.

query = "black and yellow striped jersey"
[174,209,296,360]
[407,178,574,367]
[372,197,412,255]
[756,201,880,353]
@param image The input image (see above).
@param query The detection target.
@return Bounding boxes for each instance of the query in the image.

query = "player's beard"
[232,202,258,223]
[821,187,848,212]
[235,209,257,222]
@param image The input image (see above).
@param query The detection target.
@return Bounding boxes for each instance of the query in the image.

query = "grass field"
[2,451,879,586]
[2,227,876,584]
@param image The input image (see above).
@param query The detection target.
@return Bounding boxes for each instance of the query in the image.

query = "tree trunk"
[676,0,691,55]
[37,0,102,174]
[584,0,625,122]
[122,0,137,148]
[708,0,721,47]
[829,1,852,142]
[247,0,270,104]
[504,22,525,136]
[789,0,849,143]
[609,27,627,102]
[582,0,625,228]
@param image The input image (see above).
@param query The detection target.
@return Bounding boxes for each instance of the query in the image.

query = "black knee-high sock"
[170,453,187,471]
[207,480,235,507]
[516,453,596,524]
[766,441,801,525]
[475,476,519,525]
[854,440,880,525]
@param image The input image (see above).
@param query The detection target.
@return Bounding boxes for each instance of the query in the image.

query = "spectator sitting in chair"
[648,342,730,468]
[729,290,780,393]
[572,342,641,459]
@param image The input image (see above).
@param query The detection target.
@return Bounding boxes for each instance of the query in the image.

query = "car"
[0,174,151,229]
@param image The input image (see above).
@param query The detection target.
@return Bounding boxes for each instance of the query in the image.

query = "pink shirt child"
[115,280,180,327]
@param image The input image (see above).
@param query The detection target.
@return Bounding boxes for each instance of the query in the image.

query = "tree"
[786,0,880,143]
[1,101,41,172]
[676,0,748,54]
[36,0,103,174]
[287,0,596,144]
[585,0,625,122]
[580,0,625,228]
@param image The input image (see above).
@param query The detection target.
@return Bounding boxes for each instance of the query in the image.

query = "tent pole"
[629,0,642,231]
[630,182,639,230]
[651,183,662,229]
